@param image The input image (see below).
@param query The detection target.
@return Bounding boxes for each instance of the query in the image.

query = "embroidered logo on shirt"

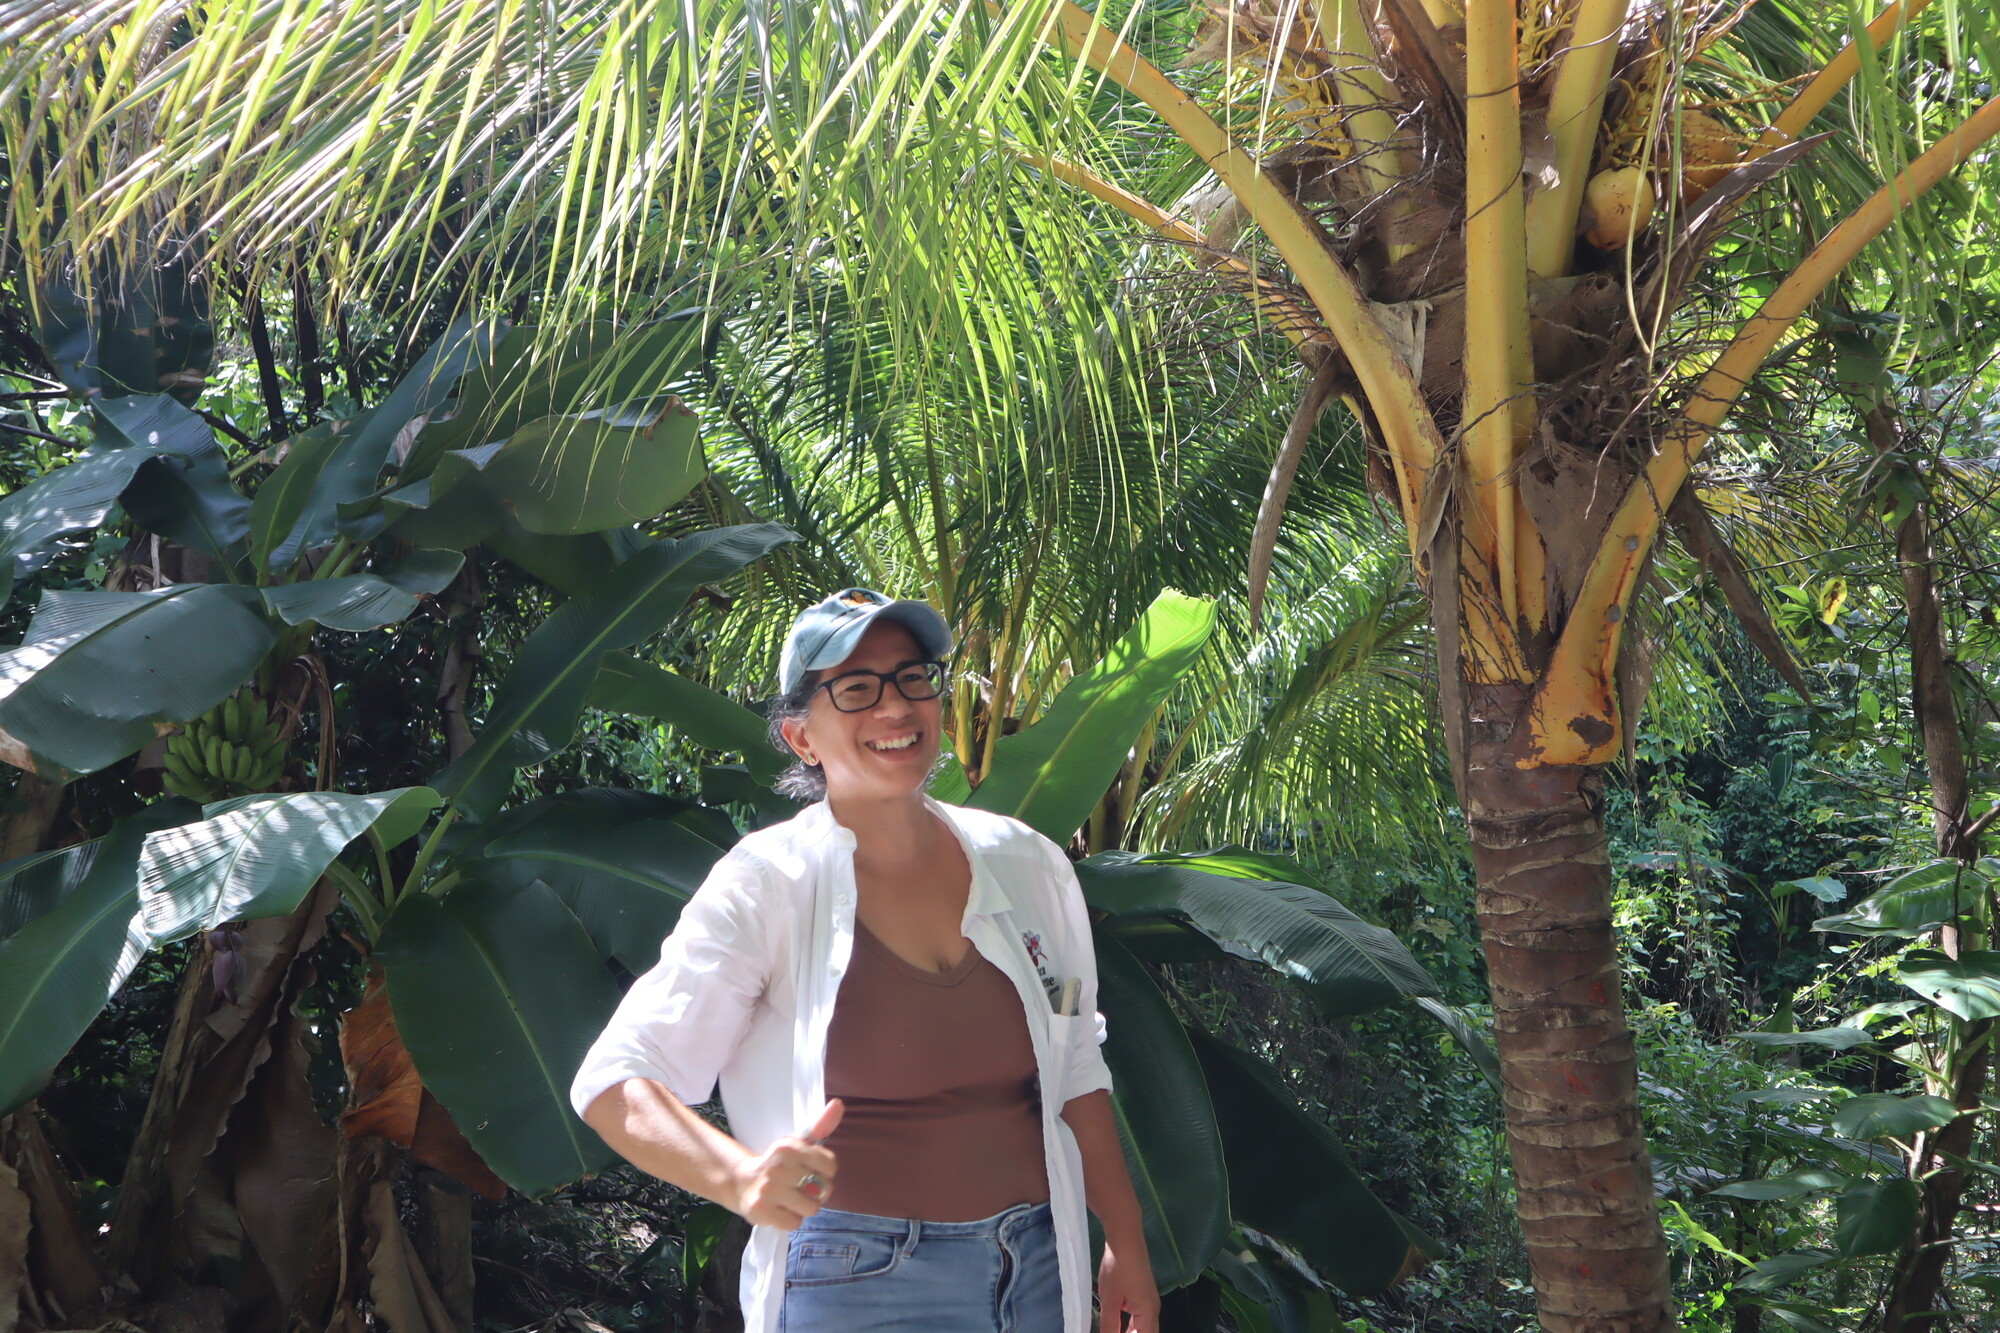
[1022,930,1061,1003]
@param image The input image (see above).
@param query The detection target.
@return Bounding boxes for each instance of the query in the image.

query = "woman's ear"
[779,715,815,765]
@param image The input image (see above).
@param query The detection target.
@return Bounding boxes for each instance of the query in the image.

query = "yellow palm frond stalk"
[1008,2,2000,1329]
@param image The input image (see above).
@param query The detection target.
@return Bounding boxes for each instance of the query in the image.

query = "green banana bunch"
[163,689,289,803]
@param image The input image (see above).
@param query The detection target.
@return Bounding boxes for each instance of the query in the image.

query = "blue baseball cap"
[778,588,953,694]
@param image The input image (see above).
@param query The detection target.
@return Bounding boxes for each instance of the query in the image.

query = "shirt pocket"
[1042,1011,1094,1101]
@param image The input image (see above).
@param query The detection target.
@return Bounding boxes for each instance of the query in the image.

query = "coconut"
[1581,167,1657,250]
[1679,109,1741,195]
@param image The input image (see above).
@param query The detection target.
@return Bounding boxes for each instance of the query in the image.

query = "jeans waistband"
[796,1200,1051,1242]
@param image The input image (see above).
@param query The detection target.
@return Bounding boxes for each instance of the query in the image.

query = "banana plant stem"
[324,859,384,939]
[365,826,396,910]
[401,804,462,901]
[312,539,363,581]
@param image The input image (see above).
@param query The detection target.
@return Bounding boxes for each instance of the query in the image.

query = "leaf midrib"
[486,845,700,896]
[445,535,728,803]
[0,872,138,1082]
[1003,607,1212,819]
[458,911,595,1172]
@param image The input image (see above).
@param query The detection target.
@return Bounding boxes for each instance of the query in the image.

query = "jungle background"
[3,1,2000,1331]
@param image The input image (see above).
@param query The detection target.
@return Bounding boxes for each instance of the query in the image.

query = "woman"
[572,588,1159,1333]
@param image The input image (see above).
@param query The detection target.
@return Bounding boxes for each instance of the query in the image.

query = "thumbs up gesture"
[727,1099,844,1230]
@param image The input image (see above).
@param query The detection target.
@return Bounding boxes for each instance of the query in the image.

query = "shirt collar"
[925,796,1006,918]
[796,796,1005,917]
[792,800,854,849]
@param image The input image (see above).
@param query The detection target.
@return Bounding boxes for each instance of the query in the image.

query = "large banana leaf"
[377,401,704,549]
[95,395,251,568]
[247,418,353,572]
[0,800,198,1115]
[700,763,805,828]
[0,441,192,600]
[1209,1233,1333,1333]
[34,254,212,403]
[0,842,101,941]
[1815,859,1989,936]
[327,319,503,544]
[434,524,795,819]
[1186,1024,1435,1294]
[0,584,274,778]
[1077,852,1438,1016]
[452,788,736,971]
[259,550,465,631]
[968,590,1216,842]
[1095,928,1230,1291]
[483,520,650,595]
[402,318,705,479]
[589,652,784,782]
[377,877,619,1197]
[137,788,440,942]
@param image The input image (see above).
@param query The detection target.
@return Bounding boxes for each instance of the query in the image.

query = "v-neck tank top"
[818,920,1050,1221]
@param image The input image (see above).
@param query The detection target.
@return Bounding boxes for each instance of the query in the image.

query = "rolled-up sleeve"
[570,847,769,1118]
[1042,837,1113,1101]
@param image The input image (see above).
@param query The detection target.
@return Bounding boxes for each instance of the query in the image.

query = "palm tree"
[682,278,1450,858]
[8,2,2000,1328]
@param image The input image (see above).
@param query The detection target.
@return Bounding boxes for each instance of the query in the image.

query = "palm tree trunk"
[1458,680,1675,1333]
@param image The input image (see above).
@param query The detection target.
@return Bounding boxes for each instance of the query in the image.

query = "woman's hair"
[766,672,826,800]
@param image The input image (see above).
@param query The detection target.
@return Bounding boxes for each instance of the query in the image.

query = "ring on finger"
[798,1172,826,1200]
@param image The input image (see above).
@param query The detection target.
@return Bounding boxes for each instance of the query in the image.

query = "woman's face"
[782,621,943,803]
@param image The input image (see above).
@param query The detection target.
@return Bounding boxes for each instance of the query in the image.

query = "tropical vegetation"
[2,1,2000,1331]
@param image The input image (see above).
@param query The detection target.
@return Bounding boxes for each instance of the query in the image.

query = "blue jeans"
[777,1202,1063,1332]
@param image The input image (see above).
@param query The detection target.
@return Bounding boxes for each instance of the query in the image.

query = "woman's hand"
[1096,1237,1160,1333]
[726,1098,844,1230]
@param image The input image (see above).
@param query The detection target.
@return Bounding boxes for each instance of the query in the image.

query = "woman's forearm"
[583,1081,844,1231]
[582,1078,754,1209]
[1061,1089,1148,1250]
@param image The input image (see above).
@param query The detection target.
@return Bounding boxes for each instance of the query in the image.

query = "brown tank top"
[819,920,1050,1221]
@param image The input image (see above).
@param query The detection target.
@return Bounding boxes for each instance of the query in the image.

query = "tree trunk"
[1458,681,1675,1333]
[0,772,66,860]
[1872,402,1987,1332]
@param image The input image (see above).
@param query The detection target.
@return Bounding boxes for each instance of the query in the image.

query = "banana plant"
[932,590,1453,1313]
[0,316,783,1142]
[0,339,1446,1327]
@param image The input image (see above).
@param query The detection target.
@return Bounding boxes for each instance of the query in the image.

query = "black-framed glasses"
[816,660,948,712]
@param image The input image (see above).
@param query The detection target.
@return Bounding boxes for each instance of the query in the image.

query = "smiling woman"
[573,587,1159,1333]
[762,593,953,801]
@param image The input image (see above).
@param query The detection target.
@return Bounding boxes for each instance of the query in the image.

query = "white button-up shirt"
[570,797,1114,1333]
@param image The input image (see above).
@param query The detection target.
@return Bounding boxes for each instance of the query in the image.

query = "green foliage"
[1190,1024,1435,1296]
[0,585,276,779]
[1083,851,1439,1017]
[0,801,198,1113]
[431,525,794,819]
[967,588,1217,842]
[1095,928,1231,1292]
[452,789,734,973]
[136,788,438,941]
[377,878,621,1198]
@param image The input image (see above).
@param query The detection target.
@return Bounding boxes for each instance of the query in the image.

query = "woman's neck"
[825,788,933,858]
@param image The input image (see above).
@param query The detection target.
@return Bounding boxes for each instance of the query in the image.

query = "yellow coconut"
[1581,167,1657,250]
[1679,109,1741,195]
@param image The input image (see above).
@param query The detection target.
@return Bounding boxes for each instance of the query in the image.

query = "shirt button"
[836,892,853,908]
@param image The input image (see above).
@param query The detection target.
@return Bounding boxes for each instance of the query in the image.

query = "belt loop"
[903,1217,922,1258]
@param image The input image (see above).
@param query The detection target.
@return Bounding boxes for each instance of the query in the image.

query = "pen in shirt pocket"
[1054,977,1081,1017]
